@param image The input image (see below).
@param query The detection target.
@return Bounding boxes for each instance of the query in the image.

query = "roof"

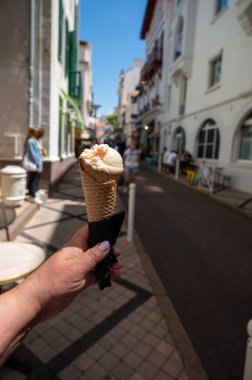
[140,0,157,39]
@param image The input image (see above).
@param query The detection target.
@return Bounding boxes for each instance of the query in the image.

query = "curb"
[118,193,208,380]
[134,231,209,380]
[146,164,252,221]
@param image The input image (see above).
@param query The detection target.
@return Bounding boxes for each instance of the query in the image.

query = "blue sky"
[79,0,147,116]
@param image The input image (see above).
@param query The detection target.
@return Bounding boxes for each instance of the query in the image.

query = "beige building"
[139,0,252,192]
[0,0,81,190]
[117,60,144,145]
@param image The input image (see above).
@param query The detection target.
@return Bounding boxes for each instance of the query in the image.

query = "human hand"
[16,225,122,322]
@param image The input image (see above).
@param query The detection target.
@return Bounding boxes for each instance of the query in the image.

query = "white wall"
[160,0,252,192]
[49,0,78,160]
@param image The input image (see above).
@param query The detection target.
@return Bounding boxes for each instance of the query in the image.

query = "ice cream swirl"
[80,144,123,174]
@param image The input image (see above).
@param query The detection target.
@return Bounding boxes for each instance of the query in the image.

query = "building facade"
[117,60,144,145]
[139,0,252,192]
[0,0,81,189]
[79,41,93,129]
[137,0,168,158]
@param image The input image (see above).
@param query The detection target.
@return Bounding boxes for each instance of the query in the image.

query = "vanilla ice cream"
[80,144,123,174]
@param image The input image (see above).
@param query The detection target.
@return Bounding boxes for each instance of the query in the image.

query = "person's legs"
[28,172,43,204]
[123,170,130,193]
[28,172,37,198]
[34,172,40,193]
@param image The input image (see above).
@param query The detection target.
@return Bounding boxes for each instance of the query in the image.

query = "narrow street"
[121,165,252,380]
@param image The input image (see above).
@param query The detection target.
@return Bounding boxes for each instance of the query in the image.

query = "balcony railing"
[151,95,161,108]
[141,44,162,82]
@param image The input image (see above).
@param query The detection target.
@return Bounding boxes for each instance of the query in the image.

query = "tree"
[106,114,118,128]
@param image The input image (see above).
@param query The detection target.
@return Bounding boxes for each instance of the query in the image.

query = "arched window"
[173,127,185,154]
[239,113,252,160]
[197,119,220,159]
[174,17,184,61]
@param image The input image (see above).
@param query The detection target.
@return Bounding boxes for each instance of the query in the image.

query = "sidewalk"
[0,163,204,380]
[150,164,252,220]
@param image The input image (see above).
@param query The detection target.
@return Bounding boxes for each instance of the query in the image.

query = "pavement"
[1,162,251,380]
[120,165,252,380]
[0,163,197,380]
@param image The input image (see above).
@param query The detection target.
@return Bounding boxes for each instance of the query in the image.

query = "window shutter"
[58,0,63,62]
[65,19,69,75]
[68,31,77,97]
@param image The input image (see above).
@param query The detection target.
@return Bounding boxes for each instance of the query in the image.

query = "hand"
[17,225,122,322]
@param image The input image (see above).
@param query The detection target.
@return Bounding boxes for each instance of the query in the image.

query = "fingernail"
[99,241,110,252]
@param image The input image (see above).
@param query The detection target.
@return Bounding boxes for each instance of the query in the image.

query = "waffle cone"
[79,159,121,222]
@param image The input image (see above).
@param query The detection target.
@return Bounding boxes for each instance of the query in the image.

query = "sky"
[79,0,147,116]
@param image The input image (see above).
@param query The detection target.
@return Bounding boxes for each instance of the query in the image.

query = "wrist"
[15,275,42,324]
[0,283,40,364]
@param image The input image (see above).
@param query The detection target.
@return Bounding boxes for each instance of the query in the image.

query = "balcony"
[138,95,163,121]
[151,95,161,108]
[236,0,252,36]
[140,44,162,82]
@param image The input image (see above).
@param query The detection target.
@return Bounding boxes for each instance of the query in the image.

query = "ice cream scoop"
[80,144,123,174]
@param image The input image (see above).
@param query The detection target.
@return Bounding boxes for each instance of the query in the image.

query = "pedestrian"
[162,147,170,172]
[22,127,44,204]
[123,140,140,193]
[0,225,122,367]
[166,150,178,173]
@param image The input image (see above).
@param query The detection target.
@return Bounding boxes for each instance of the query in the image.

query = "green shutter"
[68,31,77,98]
[68,31,77,72]
[58,0,63,61]
[65,19,69,75]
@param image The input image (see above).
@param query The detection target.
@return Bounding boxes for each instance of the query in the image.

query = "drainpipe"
[29,0,35,129]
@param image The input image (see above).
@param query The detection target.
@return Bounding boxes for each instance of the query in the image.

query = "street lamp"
[93,104,101,140]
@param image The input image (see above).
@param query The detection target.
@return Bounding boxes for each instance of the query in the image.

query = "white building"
[117,60,144,145]
[0,0,80,189]
[79,41,93,129]
[139,0,252,192]
[137,0,168,158]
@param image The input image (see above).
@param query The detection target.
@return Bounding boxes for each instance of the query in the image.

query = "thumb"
[80,241,110,274]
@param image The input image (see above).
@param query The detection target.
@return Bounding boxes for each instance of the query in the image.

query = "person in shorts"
[123,140,140,193]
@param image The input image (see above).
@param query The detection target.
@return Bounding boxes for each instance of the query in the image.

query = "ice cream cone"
[79,159,121,222]
[78,144,125,290]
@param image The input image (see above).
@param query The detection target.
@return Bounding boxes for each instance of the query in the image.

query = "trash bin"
[0,165,27,206]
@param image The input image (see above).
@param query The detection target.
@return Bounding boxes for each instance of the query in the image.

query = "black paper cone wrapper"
[88,210,125,290]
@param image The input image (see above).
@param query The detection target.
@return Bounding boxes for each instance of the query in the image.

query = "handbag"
[22,153,37,172]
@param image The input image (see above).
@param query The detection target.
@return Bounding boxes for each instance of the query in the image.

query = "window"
[209,54,222,88]
[173,127,185,154]
[197,119,220,159]
[174,17,184,61]
[239,115,252,160]
[179,75,187,115]
[215,0,228,14]
[167,85,172,108]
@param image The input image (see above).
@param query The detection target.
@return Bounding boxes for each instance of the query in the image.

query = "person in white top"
[166,151,178,173]
[162,147,170,172]
[123,141,141,193]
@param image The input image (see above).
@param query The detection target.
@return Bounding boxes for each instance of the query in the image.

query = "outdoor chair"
[0,204,16,241]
